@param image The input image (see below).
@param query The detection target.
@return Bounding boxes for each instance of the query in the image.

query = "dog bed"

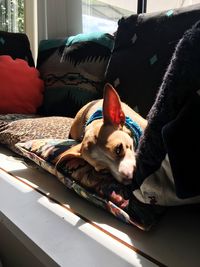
[0,114,162,231]
[15,138,164,231]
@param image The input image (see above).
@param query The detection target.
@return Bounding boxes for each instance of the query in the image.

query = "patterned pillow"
[16,138,164,231]
[37,32,114,117]
[0,115,73,154]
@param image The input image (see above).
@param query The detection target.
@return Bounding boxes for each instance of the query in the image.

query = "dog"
[55,83,147,184]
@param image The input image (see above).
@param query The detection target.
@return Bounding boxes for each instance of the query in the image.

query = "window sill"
[0,146,200,267]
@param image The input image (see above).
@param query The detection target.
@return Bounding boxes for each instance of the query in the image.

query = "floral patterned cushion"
[16,138,163,231]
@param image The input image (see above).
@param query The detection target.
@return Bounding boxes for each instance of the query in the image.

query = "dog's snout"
[118,160,135,184]
[121,170,134,185]
[120,169,133,180]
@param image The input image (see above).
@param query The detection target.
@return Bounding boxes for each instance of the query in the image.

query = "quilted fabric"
[16,138,163,231]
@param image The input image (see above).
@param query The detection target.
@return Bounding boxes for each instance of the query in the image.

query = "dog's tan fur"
[55,83,147,184]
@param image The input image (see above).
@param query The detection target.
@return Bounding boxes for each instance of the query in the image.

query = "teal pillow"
[37,32,114,117]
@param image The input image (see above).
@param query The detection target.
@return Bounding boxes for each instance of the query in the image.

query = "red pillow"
[0,55,44,114]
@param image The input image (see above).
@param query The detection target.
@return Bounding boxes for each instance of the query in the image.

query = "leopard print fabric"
[0,114,74,154]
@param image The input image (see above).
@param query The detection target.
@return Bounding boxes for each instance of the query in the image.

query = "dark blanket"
[105,4,200,118]
[128,20,200,215]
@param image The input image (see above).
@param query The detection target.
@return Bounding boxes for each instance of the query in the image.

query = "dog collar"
[85,108,143,148]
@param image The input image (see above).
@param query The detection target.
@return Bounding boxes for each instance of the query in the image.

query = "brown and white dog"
[55,83,147,184]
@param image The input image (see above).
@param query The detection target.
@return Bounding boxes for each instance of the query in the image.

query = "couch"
[1,4,200,267]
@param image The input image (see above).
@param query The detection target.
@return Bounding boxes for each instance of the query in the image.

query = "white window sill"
[0,146,200,267]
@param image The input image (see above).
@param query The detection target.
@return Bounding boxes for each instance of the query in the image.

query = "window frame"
[24,0,38,63]
[137,0,147,13]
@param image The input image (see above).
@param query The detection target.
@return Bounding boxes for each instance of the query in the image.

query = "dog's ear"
[103,83,125,126]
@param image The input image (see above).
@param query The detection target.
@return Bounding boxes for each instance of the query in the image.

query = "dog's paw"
[65,158,86,170]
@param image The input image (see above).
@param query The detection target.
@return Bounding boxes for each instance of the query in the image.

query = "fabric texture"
[0,30,35,66]
[0,56,44,114]
[127,20,200,217]
[37,32,114,117]
[162,94,200,198]
[0,115,73,154]
[16,138,162,231]
[105,4,200,118]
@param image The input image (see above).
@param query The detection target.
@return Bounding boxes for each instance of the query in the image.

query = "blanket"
[128,20,200,215]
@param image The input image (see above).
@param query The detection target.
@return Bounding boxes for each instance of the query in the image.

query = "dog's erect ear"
[103,83,125,126]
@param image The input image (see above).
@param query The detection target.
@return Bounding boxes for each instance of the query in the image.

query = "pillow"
[16,138,164,231]
[0,31,34,66]
[37,32,114,117]
[0,56,44,114]
[105,4,200,117]
[0,115,74,154]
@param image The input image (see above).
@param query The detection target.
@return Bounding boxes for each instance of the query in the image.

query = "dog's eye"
[115,143,123,156]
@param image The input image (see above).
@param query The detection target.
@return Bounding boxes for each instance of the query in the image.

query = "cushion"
[0,56,44,114]
[0,115,74,154]
[15,138,163,231]
[0,31,34,66]
[105,4,200,117]
[37,32,114,117]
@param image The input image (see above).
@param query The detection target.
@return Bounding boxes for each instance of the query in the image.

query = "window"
[146,0,200,13]
[82,0,137,33]
[0,0,24,32]
[81,0,200,33]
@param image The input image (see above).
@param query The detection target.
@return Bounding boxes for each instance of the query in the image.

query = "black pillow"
[0,31,34,66]
[106,4,200,117]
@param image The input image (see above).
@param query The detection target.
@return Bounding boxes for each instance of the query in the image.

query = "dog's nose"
[119,166,134,184]
[119,159,135,183]
[119,163,134,176]
[121,170,132,179]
